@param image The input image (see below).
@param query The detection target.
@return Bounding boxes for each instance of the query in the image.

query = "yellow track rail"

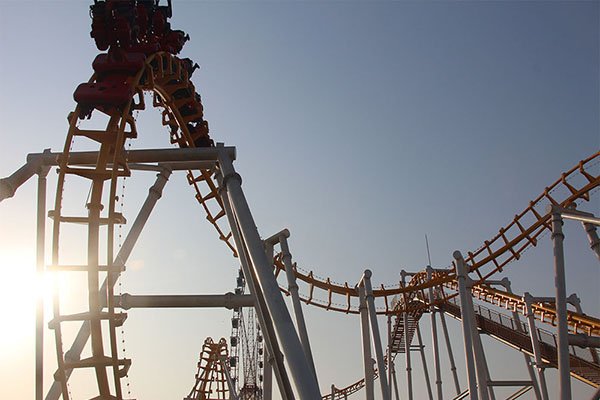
[51,52,231,400]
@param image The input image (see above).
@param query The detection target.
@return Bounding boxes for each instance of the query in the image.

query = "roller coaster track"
[185,337,230,400]
[38,3,598,398]
[49,50,237,399]
[270,152,600,330]
[439,296,600,388]
[321,293,600,400]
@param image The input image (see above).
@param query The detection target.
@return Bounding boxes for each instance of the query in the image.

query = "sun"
[0,248,45,353]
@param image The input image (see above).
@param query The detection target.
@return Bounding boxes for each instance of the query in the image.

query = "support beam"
[36,165,50,400]
[278,231,319,385]
[218,149,320,399]
[359,285,375,400]
[427,266,443,400]
[115,293,254,309]
[415,325,434,400]
[523,293,550,400]
[1,147,235,202]
[491,278,542,400]
[454,251,479,400]
[362,270,391,400]
[549,208,572,400]
[440,311,461,395]
[218,175,294,400]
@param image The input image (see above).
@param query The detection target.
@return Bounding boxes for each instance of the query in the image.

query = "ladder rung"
[63,167,113,181]
[73,128,118,144]
[48,210,127,225]
[48,312,127,329]
[46,264,126,272]
[63,355,131,371]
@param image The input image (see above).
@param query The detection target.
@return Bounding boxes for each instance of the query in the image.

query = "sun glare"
[0,249,49,354]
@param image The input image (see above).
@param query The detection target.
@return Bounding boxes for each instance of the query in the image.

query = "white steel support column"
[497,279,542,400]
[549,208,572,400]
[462,270,491,400]
[278,232,318,384]
[263,347,273,400]
[401,270,413,400]
[440,311,461,395]
[219,179,293,399]
[217,149,321,399]
[359,285,375,400]
[262,242,275,400]
[362,270,391,400]
[427,267,443,400]
[415,325,434,400]
[36,166,49,400]
[523,293,550,400]
[391,361,401,400]
[454,251,479,400]
[387,315,394,397]
[46,166,172,400]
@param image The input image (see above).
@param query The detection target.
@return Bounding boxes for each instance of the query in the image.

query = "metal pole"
[278,232,319,384]
[401,270,413,400]
[219,178,293,400]
[463,273,491,400]
[440,311,461,395]
[263,242,274,400]
[387,315,393,394]
[415,324,434,400]
[523,293,550,400]
[217,150,320,398]
[500,279,542,400]
[427,267,443,400]
[36,166,49,400]
[115,293,254,309]
[219,356,239,400]
[391,361,401,400]
[550,209,572,400]
[362,270,391,400]
[263,347,273,400]
[453,251,479,400]
[45,167,172,400]
[359,285,375,400]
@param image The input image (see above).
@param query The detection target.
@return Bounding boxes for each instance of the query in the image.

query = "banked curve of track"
[269,152,600,332]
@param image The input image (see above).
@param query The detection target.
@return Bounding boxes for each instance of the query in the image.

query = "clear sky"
[0,1,598,399]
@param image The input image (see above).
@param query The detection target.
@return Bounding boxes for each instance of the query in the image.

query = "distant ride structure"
[0,1,599,400]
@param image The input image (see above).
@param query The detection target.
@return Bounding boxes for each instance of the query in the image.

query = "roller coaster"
[0,1,598,400]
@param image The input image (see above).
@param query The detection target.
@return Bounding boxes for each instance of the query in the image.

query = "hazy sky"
[0,1,598,399]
